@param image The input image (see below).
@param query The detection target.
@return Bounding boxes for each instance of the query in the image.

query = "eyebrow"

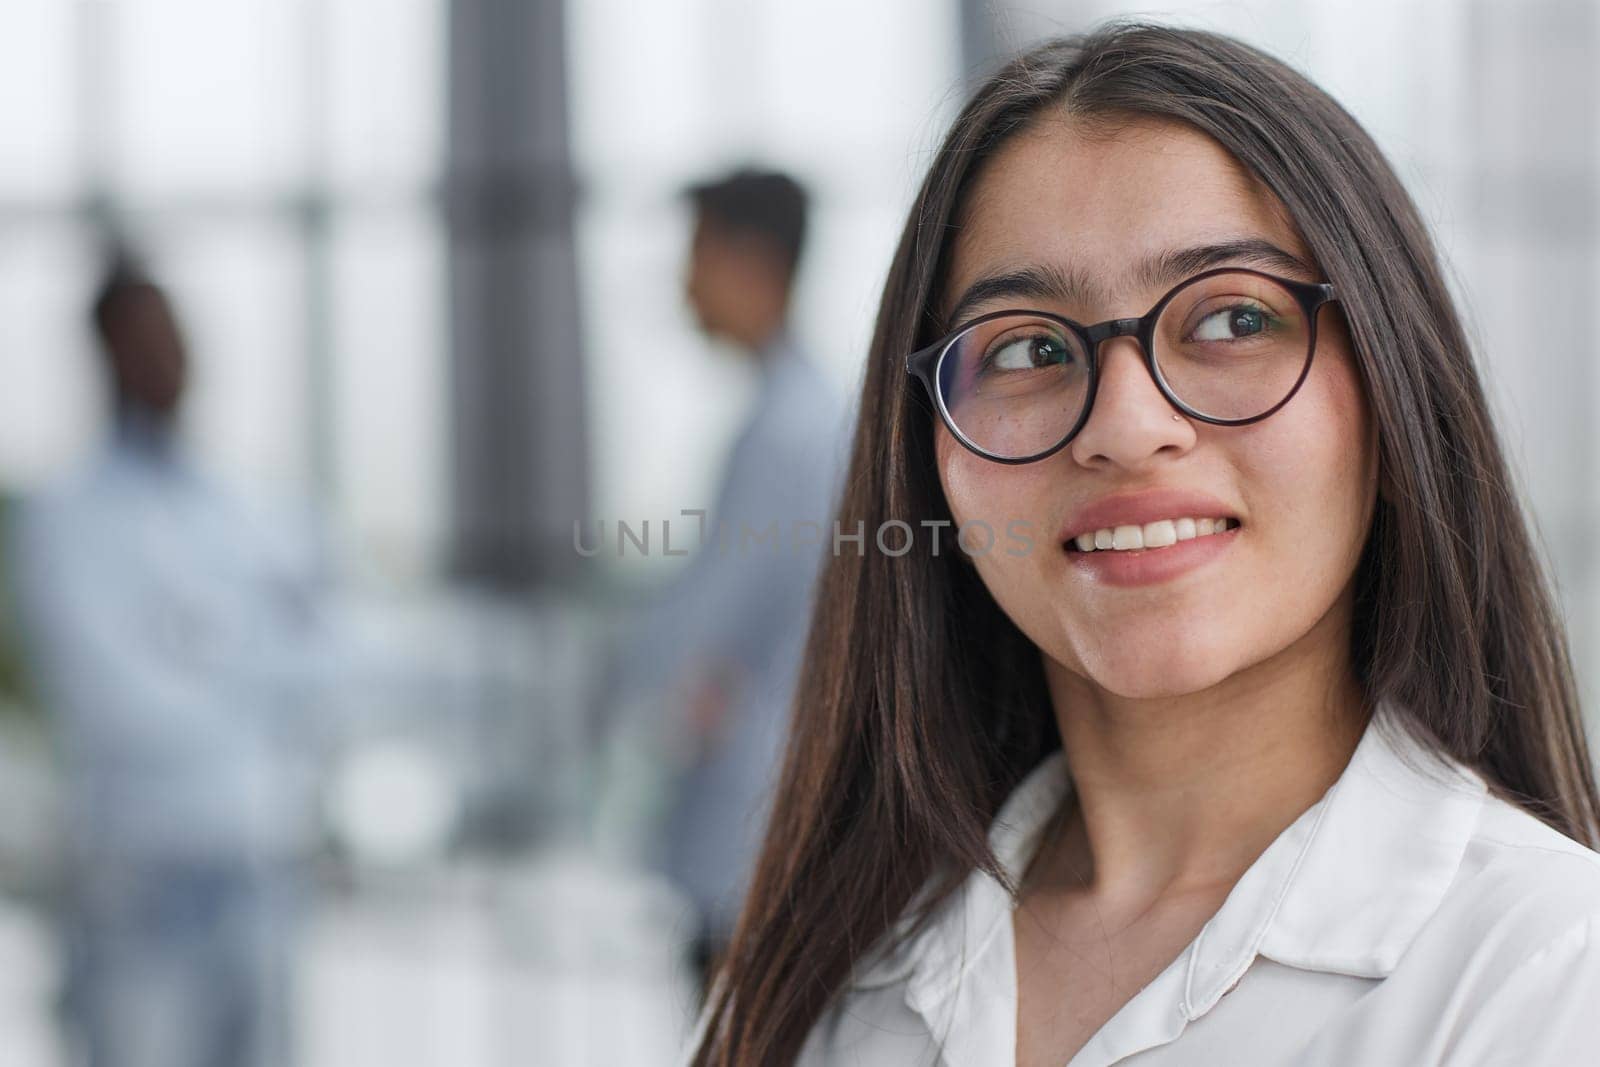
[942,237,1318,330]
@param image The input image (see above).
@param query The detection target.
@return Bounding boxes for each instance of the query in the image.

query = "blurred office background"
[0,1,1594,1065]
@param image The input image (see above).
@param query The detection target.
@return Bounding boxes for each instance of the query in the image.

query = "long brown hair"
[691,20,1600,1065]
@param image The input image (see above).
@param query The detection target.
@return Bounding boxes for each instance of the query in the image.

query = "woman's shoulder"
[1463,790,1600,892]
[1434,789,1600,959]
[796,974,941,1065]
[1370,793,1600,1063]
[838,754,1071,995]
[839,900,939,992]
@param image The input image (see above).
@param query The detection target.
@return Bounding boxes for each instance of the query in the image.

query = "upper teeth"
[1073,516,1237,552]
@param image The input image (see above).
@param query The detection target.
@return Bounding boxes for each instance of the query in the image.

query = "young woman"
[687,21,1600,1066]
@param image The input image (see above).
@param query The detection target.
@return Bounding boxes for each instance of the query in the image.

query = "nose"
[1068,335,1195,469]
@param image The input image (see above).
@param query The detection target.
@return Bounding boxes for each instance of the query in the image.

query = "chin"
[1072,634,1240,700]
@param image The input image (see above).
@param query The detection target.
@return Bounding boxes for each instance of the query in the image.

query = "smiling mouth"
[1063,516,1241,553]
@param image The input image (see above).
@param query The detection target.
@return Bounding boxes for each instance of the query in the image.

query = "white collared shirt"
[793,703,1600,1065]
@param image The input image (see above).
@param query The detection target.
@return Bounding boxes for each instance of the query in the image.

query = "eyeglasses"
[905,267,1339,464]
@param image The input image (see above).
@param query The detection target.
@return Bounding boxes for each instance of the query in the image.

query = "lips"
[1058,488,1242,549]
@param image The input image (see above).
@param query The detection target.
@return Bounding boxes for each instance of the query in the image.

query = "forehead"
[945,114,1308,317]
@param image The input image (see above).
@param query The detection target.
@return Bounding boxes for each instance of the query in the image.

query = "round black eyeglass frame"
[905,266,1340,465]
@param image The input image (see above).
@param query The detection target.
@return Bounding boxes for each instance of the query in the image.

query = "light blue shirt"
[638,334,852,938]
[7,416,336,868]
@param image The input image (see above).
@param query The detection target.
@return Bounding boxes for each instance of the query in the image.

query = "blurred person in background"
[615,168,849,998]
[6,250,336,1067]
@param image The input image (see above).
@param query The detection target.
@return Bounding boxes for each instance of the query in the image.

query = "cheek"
[935,423,1070,637]
[936,424,1056,539]
[1236,348,1376,598]
[934,426,988,523]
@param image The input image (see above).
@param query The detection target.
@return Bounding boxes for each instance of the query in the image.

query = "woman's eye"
[988,335,1070,371]
[1191,304,1271,342]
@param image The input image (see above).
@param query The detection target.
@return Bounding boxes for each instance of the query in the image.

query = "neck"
[1034,588,1368,906]
[731,318,786,361]
[114,400,178,457]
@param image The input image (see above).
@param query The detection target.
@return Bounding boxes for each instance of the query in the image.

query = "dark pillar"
[446,0,589,588]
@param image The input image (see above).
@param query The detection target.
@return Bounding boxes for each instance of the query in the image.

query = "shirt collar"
[880,698,1488,1059]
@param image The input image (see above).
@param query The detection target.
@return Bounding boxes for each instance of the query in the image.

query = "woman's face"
[935,114,1378,700]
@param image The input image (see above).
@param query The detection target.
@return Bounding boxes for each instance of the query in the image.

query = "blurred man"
[7,252,333,1067]
[625,168,849,994]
